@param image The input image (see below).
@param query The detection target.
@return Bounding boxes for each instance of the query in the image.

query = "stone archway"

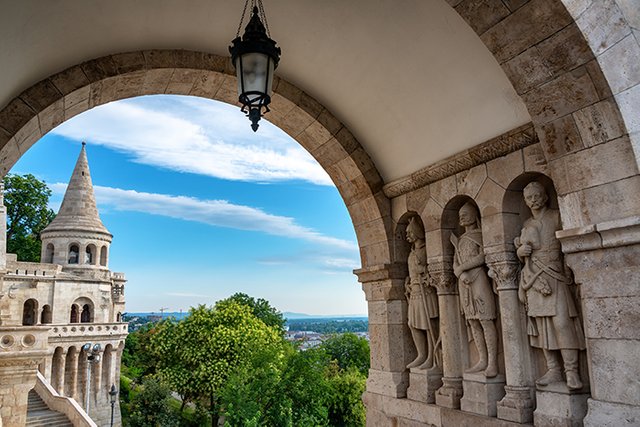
[0,2,639,425]
[0,50,393,269]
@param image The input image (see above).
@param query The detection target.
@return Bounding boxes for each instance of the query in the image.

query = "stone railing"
[49,323,128,340]
[34,372,97,427]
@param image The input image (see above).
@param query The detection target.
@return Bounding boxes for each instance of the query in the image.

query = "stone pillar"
[0,327,49,427]
[54,348,67,395]
[559,222,640,427]
[65,348,79,399]
[356,263,411,425]
[487,252,536,423]
[429,261,464,409]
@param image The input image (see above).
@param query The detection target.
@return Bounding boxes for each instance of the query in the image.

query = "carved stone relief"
[404,216,440,370]
[515,181,586,391]
[451,203,499,378]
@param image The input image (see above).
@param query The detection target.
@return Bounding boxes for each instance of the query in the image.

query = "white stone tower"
[40,142,113,270]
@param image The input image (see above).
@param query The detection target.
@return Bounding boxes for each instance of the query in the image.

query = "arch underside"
[0,1,639,425]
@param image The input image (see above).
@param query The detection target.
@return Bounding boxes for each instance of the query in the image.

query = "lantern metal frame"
[229,0,281,131]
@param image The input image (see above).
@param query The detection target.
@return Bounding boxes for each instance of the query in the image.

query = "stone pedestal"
[496,385,535,424]
[534,384,589,427]
[461,372,506,417]
[435,376,463,408]
[406,366,442,403]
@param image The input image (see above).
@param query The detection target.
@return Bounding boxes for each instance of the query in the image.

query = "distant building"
[0,144,127,426]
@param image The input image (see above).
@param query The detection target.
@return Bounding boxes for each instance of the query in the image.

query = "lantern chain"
[235,0,271,38]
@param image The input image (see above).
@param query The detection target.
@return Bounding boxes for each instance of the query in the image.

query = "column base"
[460,372,506,417]
[534,383,588,427]
[407,366,442,404]
[583,398,640,427]
[496,385,535,424]
[435,377,463,409]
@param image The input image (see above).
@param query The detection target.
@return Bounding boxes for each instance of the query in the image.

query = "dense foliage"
[120,295,369,427]
[286,319,368,334]
[3,174,55,262]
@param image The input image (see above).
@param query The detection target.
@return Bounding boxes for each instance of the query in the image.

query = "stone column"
[486,251,536,424]
[54,348,68,395]
[0,327,49,426]
[559,222,640,427]
[356,263,412,426]
[65,348,79,399]
[429,261,464,408]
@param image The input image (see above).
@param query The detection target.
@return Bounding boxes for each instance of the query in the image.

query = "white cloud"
[51,96,332,186]
[50,183,356,252]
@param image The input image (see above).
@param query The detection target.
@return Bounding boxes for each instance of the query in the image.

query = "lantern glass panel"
[236,52,274,105]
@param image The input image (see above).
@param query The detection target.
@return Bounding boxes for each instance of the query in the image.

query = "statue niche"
[451,202,499,378]
[515,181,585,390]
[404,216,440,370]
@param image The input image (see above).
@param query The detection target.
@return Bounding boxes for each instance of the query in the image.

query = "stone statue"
[405,217,440,369]
[515,181,585,390]
[451,203,498,378]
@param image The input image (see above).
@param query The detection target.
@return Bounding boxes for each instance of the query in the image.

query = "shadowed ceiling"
[0,0,531,182]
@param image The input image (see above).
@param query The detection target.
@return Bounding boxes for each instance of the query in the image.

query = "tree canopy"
[151,302,282,425]
[216,293,286,336]
[3,173,55,262]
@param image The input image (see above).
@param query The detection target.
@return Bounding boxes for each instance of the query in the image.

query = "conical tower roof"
[42,143,111,237]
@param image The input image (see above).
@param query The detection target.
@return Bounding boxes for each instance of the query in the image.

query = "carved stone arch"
[450,0,640,230]
[0,50,392,269]
[440,195,478,260]
[502,172,559,249]
[393,211,423,264]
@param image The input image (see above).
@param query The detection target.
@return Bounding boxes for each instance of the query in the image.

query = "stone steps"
[26,390,73,427]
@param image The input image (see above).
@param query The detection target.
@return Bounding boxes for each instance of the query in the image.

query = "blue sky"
[11,95,367,316]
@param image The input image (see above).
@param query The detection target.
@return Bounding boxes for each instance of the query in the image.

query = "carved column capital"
[427,261,456,295]
[486,252,520,292]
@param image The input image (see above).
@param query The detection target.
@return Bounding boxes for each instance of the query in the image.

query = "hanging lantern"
[229,0,281,132]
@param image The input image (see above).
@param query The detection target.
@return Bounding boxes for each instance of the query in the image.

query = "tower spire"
[42,143,111,236]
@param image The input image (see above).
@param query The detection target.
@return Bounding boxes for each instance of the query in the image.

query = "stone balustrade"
[48,323,128,340]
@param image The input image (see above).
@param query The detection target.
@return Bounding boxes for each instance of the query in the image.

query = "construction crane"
[159,307,169,318]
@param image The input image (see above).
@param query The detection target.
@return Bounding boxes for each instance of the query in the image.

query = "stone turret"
[40,143,112,269]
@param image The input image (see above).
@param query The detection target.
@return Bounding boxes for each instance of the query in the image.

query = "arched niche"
[68,244,80,264]
[22,298,38,326]
[99,246,108,267]
[40,304,52,324]
[44,243,54,263]
[85,244,97,265]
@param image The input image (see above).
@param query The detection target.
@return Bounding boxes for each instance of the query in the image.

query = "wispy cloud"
[50,183,356,252]
[51,96,332,186]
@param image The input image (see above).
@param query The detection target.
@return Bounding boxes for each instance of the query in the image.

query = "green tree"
[217,293,286,336]
[151,302,281,426]
[320,333,370,375]
[326,366,367,427]
[127,377,179,427]
[3,174,55,262]
[122,323,160,382]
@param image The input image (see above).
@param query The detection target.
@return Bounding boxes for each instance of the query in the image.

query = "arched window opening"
[22,299,38,325]
[45,243,54,263]
[116,312,122,322]
[85,244,96,265]
[81,304,92,323]
[70,304,79,323]
[40,305,52,324]
[100,246,108,266]
[68,245,79,264]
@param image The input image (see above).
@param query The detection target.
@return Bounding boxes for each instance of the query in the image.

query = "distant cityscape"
[124,311,369,349]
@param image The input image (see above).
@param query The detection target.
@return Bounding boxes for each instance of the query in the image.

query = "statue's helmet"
[406,216,425,239]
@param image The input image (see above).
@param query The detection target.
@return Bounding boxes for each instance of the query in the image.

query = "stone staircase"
[26,390,73,427]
